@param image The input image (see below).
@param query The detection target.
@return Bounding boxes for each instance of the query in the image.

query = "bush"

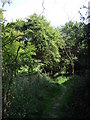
[5,73,61,118]
[6,77,36,118]
[57,74,89,119]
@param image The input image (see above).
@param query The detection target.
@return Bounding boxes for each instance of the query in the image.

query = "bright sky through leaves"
[0,0,89,27]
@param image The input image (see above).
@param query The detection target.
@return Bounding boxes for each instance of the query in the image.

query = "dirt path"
[50,84,66,119]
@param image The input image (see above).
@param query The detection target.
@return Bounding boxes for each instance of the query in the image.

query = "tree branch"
[15,46,21,62]
[65,48,73,63]
[39,0,45,16]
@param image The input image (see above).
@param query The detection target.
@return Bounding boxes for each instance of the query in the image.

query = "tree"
[60,21,86,76]
[0,0,12,118]
[21,14,63,77]
[0,7,3,120]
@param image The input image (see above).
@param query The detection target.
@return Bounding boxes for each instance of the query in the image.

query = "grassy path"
[49,84,66,119]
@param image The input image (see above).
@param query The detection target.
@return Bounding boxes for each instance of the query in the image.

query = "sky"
[0,0,89,27]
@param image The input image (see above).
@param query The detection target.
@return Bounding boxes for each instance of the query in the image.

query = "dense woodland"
[1,11,90,119]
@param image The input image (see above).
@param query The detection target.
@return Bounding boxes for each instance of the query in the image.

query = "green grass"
[6,73,89,119]
[56,74,89,119]
[6,74,65,119]
[41,76,69,118]
[42,82,63,118]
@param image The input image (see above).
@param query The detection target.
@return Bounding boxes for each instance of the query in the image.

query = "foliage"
[57,74,89,119]
[2,12,89,119]
[6,74,62,118]
[59,21,87,75]
[54,76,69,84]
[0,8,3,23]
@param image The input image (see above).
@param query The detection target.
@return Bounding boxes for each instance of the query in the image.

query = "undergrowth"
[57,74,89,119]
[5,74,62,119]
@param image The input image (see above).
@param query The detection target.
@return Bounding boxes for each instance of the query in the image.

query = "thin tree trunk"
[14,46,21,77]
[0,21,2,119]
[28,67,32,88]
[66,65,68,78]
[65,48,74,75]
[2,68,7,118]
[71,62,74,75]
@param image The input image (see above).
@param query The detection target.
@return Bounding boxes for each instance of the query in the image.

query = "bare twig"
[39,0,45,16]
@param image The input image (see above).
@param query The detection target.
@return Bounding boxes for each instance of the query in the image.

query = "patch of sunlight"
[55,76,69,84]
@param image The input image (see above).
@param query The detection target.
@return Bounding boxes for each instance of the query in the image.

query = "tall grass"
[57,74,89,119]
[5,73,62,119]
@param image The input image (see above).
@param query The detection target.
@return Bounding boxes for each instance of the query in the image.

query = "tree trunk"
[71,62,74,75]
[0,18,2,119]
[66,65,68,78]
[2,69,7,118]
[28,67,32,88]
[65,48,74,75]
[14,46,21,77]
[2,87,7,118]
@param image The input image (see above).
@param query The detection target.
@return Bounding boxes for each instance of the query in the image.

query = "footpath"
[50,84,66,119]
